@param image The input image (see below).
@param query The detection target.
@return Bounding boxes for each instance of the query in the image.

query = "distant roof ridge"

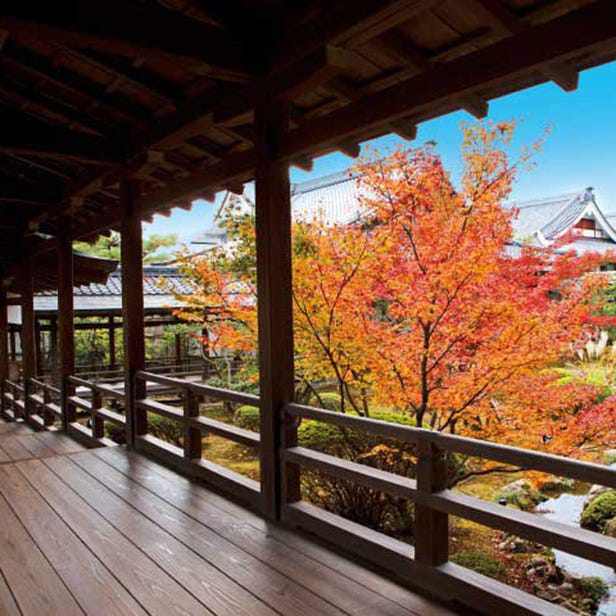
[292,169,359,195]
[507,189,585,210]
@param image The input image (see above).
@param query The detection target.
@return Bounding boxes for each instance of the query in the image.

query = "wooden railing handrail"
[136,370,260,407]
[285,402,616,489]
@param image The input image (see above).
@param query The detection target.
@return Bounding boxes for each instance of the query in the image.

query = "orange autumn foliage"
[174,120,616,461]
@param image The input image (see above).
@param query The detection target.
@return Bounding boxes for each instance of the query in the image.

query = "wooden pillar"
[58,220,75,430]
[35,319,43,376]
[120,179,145,448]
[108,316,116,370]
[21,266,36,420]
[414,440,449,566]
[0,288,8,415]
[255,95,299,520]
[9,329,16,361]
[50,317,59,386]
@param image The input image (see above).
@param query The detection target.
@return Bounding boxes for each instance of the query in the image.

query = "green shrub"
[234,405,260,432]
[581,491,616,531]
[298,421,347,453]
[309,392,343,412]
[574,576,609,603]
[147,412,183,447]
[450,551,506,580]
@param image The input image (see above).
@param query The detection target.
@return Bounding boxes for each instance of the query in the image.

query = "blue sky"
[145,60,616,241]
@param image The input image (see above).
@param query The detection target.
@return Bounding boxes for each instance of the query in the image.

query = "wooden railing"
[2,379,25,421]
[28,378,61,429]
[74,357,205,382]
[133,371,261,508]
[281,403,616,615]
[66,375,126,445]
[4,370,616,614]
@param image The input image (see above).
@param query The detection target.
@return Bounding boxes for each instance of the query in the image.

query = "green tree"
[75,231,178,263]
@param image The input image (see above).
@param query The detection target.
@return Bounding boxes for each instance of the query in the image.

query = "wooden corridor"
[0,421,455,616]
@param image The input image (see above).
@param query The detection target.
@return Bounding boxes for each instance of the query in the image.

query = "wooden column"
[58,220,75,430]
[108,316,116,370]
[49,317,59,386]
[21,266,36,420]
[120,179,146,448]
[255,94,299,520]
[35,319,43,376]
[0,288,8,415]
[414,440,449,566]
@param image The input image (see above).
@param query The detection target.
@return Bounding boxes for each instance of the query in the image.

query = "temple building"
[197,171,616,260]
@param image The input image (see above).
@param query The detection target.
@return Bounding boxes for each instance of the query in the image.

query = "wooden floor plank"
[0,438,34,462]
[71,451,348,616]
[0,570,22,616]
[91,448,429,616]
[35,432,87,455]
[0,463,147,616]
[0,493,83,615]
[16,458,213,616]
[0,444,11,464]
[0,422,35,436]
[44,455,278,616]
[17,434,58,459]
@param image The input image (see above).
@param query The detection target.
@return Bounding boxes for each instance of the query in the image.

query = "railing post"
[91,388,104,439]
[0,287,8,418]
[254,93,299,520]
[21,264,36,423]
[414,439,449,566]
[58,219,75,431]
[120,179,146,448]
[43,386,54,427]
[183,389,201,460]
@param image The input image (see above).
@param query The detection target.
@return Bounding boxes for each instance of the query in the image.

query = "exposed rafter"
[279,0,616,160]
[0,2,257,82]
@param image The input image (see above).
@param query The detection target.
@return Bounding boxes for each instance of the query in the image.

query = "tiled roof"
[291,171,366,225]
[504,189,600,241]
[37,266,195,298]
[287,172,616,255]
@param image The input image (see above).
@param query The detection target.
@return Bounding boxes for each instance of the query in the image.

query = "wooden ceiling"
[1,0,616,285]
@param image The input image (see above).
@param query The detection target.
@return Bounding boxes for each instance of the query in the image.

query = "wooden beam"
[213,46,353,127]
[273,0,439,70]
[279,0,616,161]
[0,116,116,164]
[57,219,75,430]
[120,179,146,447]
[474,0,579,92]
[254,93,299,520]
[0,2,255,81]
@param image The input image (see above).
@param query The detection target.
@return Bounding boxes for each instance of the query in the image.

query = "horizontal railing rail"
[28,378,61,428]
[283,402,616,614]
[2,378,24,421]
[66,375,126,445]
[133,371,261,508]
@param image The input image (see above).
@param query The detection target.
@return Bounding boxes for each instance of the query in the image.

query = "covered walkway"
[0,420,453,616]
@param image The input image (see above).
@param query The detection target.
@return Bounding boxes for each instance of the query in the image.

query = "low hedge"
[234,405,260,432]
[147,412,184,447]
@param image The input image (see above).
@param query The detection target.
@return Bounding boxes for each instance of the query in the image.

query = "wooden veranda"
[1,2,616,614]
